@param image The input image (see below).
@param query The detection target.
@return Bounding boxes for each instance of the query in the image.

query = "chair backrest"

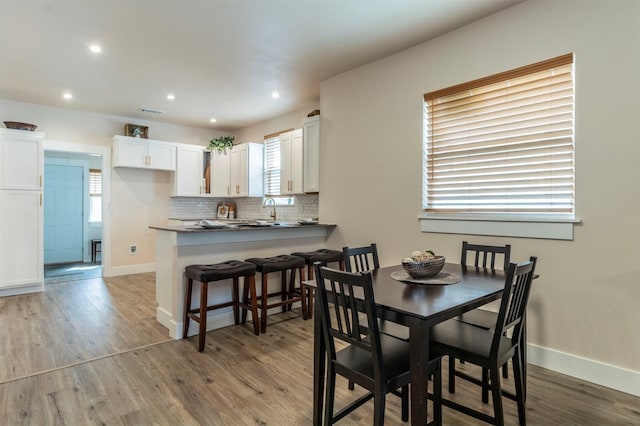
[314,262,385,382]
[461,241,511,271]
[343,243,380,272]
[491,256,537,358]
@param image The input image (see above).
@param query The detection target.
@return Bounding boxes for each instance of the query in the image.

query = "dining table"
[308,262,508,426]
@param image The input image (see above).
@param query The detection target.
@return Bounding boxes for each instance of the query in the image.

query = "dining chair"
[314,262,442,425]
[343,243,380,273]
[430,256,537,426]
[450,241,512,394]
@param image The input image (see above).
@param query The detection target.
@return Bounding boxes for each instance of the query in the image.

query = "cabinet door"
[230,144,248,196]
[303,116,320,192]
[280,129,303,194]
[0,131,43,190]
[211,151,231,197]
[0,190,43,291]
[175,145,205,196]
[147,141,176,171]
[113,136,147,168]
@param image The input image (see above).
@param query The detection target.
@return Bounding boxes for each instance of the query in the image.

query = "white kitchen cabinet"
[112,135,176,171]
[230,143,264,197]
[210,150,232,197]
[279,128,303,194]
[0,129,44,295]
[303,116,320,193]
[174,144,209,196]
[0,129,43,190]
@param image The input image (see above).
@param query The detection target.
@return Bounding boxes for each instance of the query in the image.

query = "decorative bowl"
[401,256,446,279]
[4,121,37,131]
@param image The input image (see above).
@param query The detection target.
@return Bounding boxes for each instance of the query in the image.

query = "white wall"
[232,103,320,143]
[319,0,640,394]
[1,99,222,273]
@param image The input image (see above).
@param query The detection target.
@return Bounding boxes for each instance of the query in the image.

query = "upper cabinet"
[112,135,176,171]
[174,144,210,196]
[303,116,320,193]
[280,128,303,195]
[210,150,232,197]
[230,143,264,197]
[0,129,44,190]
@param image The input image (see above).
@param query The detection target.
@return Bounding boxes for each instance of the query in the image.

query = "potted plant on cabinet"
[208,135,235,154]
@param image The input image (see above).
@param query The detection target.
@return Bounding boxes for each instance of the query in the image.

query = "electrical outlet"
[129,244,137,255]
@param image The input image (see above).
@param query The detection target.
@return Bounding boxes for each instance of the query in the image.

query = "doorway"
[42,141,110,278]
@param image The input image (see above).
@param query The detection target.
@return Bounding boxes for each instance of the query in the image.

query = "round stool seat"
[186,260,256,282]
[291,249,343,265]
[245,254,305,273]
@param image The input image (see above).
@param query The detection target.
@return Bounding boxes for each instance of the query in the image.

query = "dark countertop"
[150,222,335,233]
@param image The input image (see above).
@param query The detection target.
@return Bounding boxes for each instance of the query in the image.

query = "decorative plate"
[391,270,460,285]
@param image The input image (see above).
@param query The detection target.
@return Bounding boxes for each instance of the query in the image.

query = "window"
[263,129,295,206]
[89,168,102,222]
[264,135,281,196]
[423,53,575,219]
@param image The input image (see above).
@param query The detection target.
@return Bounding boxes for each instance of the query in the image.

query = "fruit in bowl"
[402,250,445,279]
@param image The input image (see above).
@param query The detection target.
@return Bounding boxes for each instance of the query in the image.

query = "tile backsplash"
[170,194,319,222]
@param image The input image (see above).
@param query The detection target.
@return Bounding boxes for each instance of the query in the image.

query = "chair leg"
[490,366,505,426]
[482,367,490,403]
[324,365,336,425]
[198,281,208,352]
[373,391,385,426]
[247,275,260,335]
[232,277,240,325]
[241,276,249,324]
[512,353,527,426]
[281,270,288,313]
[448,356,456,393]
[502,363,509,379]
[348,381,355,390]
[183,278,194,339]
[261,273,269,333]
[401,384,409,422]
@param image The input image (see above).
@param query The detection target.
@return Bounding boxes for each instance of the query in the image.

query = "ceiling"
[0,0,522,131]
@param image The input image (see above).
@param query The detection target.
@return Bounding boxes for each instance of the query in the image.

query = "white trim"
[104,263,155,277]
[419,215,578,240]
[527,343,640,397]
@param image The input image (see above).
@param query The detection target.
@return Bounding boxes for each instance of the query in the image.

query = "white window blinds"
[423,53,575,215]
[89,169,102,222]
[264,136,281,196]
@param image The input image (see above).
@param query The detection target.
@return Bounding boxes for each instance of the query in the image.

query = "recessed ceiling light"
[89,45,102,53]
[63,92,73,100]
[210,118,217,123]
[272,91,280,99]
[167,94,175,100]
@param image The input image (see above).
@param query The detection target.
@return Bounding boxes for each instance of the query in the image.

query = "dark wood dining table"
[308,263,507,426]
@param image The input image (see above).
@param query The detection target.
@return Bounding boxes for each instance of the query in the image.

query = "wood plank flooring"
[1,274,639,425]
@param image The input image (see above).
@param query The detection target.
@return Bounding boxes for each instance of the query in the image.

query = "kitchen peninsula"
[150,222,336,339]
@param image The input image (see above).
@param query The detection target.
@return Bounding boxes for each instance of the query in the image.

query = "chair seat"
[245,254,305,273]
[430,319,516,366]
[185,260,256,282]
[291,249,343,265]
[457,308,498,331]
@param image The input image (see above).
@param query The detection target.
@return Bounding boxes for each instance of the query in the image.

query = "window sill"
[419,214,581,240]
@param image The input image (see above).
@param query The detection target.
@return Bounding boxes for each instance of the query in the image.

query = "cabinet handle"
[227,186,230,195]
[39,175,43,188]
[40,193,43,206]
[148,155,151,167]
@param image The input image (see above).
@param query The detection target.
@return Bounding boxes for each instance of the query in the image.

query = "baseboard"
[105,263,155,277]
[527,343,640,397]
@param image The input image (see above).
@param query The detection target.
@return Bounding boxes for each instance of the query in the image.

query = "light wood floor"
[1,274,638,425]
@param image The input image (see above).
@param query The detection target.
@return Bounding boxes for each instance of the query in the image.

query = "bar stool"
[183,260,257,352]
[243,254,306,334]
[91,239,102,263]
[290,249,344,320]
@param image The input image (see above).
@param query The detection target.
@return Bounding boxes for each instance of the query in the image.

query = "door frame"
[43,140,112,276]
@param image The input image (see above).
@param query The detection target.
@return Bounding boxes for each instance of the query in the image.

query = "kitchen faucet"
[263,197,277,221]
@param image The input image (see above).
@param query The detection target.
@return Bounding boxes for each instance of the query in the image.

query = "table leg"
[409,318,434,425]
[313,291,326,425]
